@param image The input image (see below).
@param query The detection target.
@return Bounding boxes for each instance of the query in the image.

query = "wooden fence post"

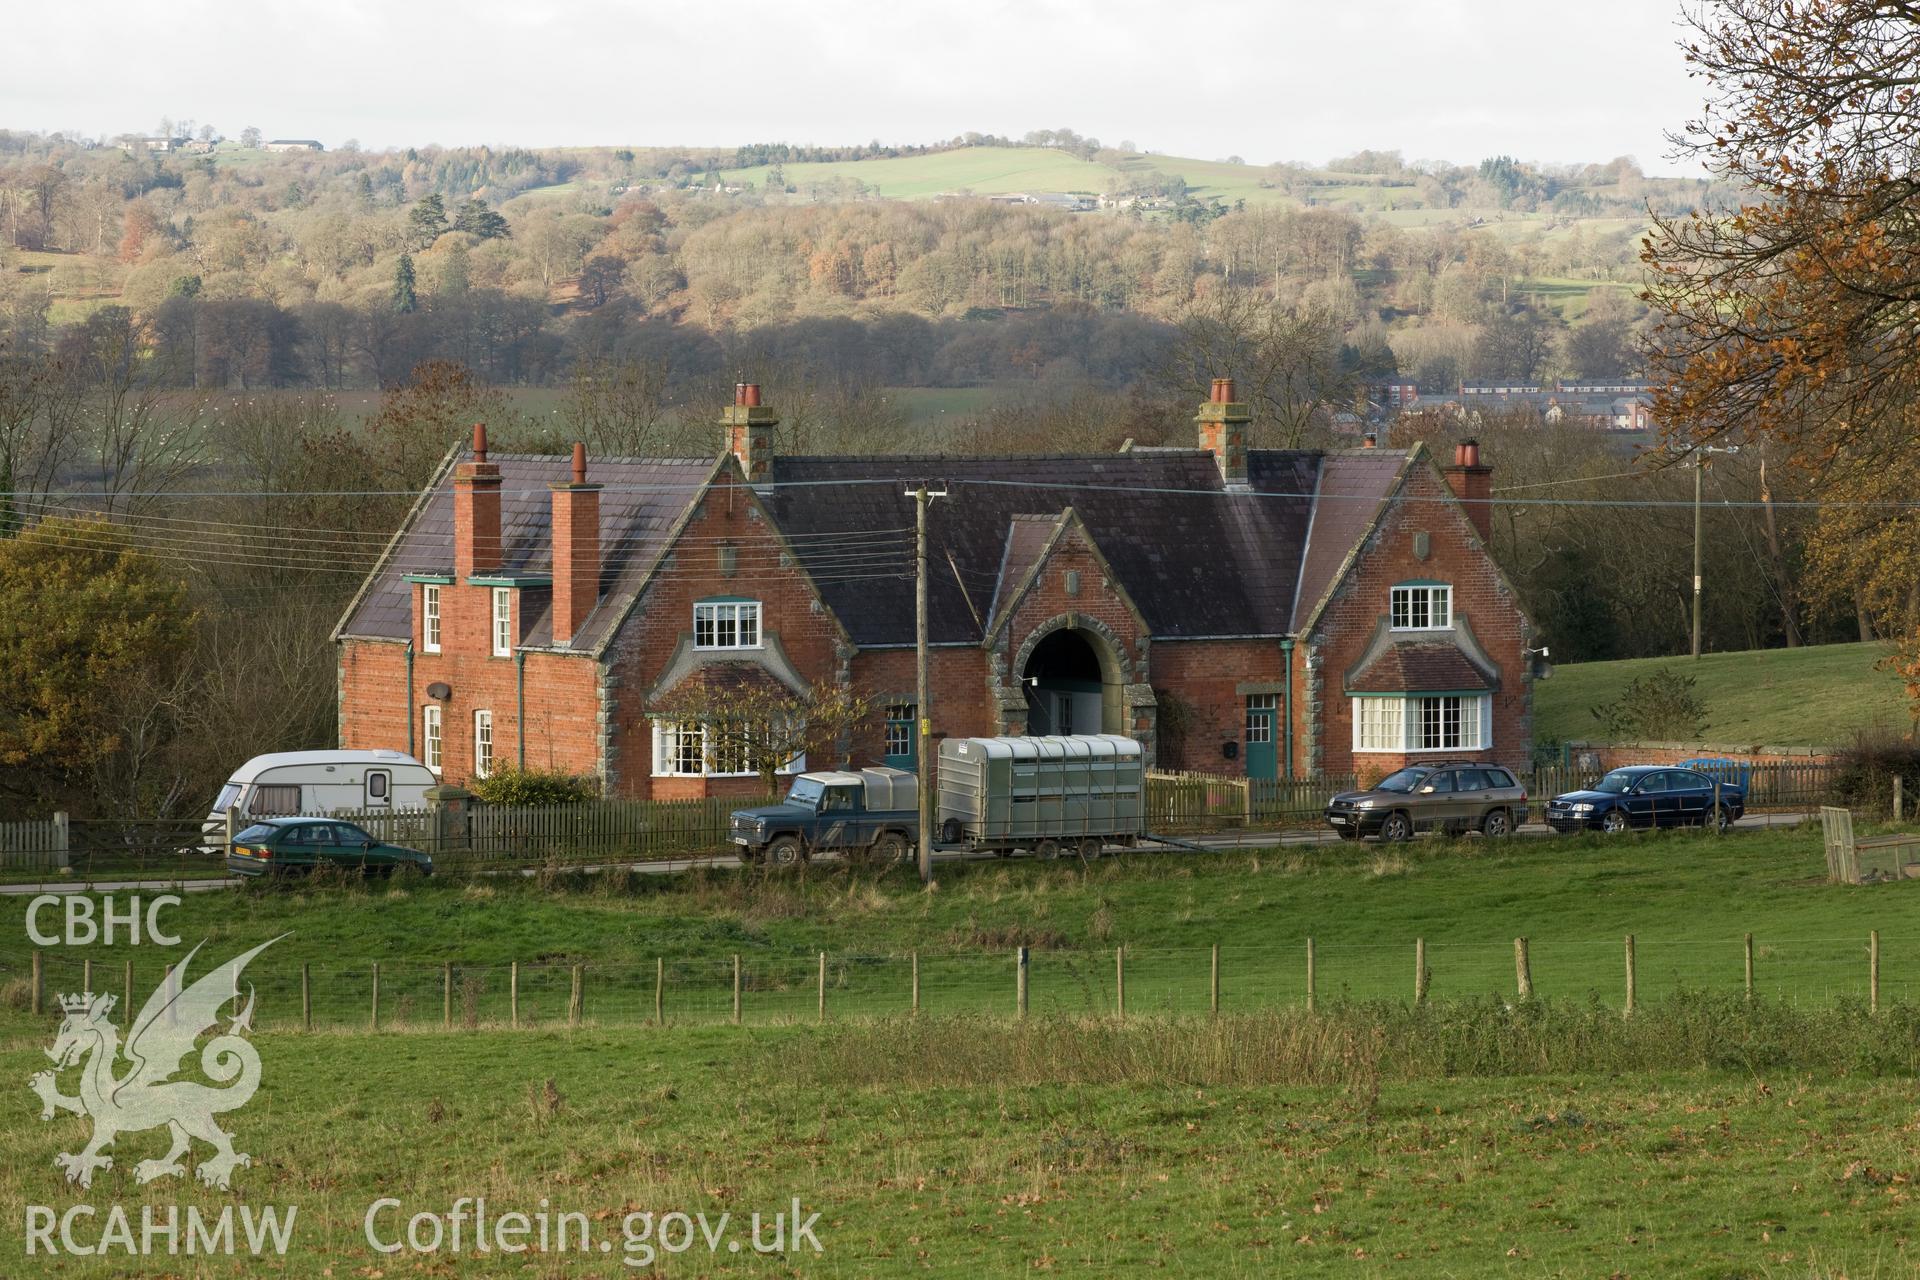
[1871,930,1881,1015]
[164,964,174,1025]
[1515,937,1533,1001]
[817,952,826,1023]
[510,962,520,1029]
[31,951,41,1016]
[1896,776,1905,824]
[370,963,380,1031]
[732,954,742,1025]
[122,961,132,1026]
[301,963,311,1031]
[1713,781,1723,834]
[1017,946,1029,1018]
[1210,943,1221,1016]
[52,811,70,870]
[1744,934,1754,1000]
[82,958,91,996]
[443,963,452,1029]
[569,964,583,1027]
[911,950,920,1015]
[1415,938,1430,1006]
[1115,946,1126,1019]
[655,958,665,1026]
[1306,937,1316,1013]
[1624,935,1636,1017]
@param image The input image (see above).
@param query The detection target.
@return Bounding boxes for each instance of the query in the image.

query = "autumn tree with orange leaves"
[1644,0,1920,725]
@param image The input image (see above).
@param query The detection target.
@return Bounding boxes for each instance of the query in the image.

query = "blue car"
[1546,765,1745,834]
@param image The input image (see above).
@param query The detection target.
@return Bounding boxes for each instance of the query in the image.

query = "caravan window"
[248,784,301,816]
[214,783,242,812]
[367,771,390,801]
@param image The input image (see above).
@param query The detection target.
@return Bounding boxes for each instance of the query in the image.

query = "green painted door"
[1244,695,1278,781]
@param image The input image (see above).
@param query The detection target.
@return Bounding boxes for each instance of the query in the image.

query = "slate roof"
[337,454,714,649]
[340,445,1414,652]
[768,450,1323,645]
[1346,642,1496,693]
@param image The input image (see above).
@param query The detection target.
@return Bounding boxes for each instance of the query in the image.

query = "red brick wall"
[338,579,601,787]
[1150,639,1288,774]
[996,528,1152,739]
[849,646,994,763]
[1567,742,1834,769]
[602,476,850,798]
[1304,459,1534,780]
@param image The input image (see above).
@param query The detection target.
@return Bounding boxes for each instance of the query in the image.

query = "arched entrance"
[1022,627,1118,736]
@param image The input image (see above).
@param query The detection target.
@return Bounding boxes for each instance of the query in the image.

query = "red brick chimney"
[722,382,778,492]
[1194,377,1251,487]
[1442,438,1494,542]
[550,441,602,646]
[454,422,501,579]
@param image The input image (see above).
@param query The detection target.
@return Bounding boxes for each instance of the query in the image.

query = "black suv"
[1325,763,1530,842]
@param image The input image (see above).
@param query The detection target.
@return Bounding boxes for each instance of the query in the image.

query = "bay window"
[1351,694,1489,752]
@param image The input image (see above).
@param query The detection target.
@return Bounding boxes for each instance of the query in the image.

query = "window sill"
[1354,745,1490,754]
[1386,625,1454,634]
[691,644,765,653]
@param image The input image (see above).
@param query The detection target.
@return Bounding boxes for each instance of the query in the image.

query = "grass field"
[5,1010,1920,1274]
[1534,641,1912,747]
[7,825,1915,1032]
[724,148,1125,200]
[7,830,1917,1274]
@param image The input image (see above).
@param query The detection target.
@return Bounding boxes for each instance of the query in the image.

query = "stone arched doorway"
[1021,625,1122,735]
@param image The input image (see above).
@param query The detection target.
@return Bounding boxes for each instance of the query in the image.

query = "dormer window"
[1390,583,1451,631]
[694,599,761,650]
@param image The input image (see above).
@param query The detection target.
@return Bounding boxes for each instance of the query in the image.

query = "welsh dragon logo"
[29,937,282,1190]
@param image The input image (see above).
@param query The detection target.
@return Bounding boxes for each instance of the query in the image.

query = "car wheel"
[871,832,910,866]
[1710,804,1733,833]
[1035,839,1062,861]
[1601,809,1629,835]
[767,835,806,867]
[1078,837,1103,861]
[1481,809,1512,838]
[1379,812,1413,843]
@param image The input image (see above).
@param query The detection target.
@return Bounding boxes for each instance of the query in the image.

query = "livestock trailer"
[937,734,1145,857]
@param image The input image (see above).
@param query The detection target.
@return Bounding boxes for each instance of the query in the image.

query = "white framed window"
[422,705,443,774]
[1245,693,1277,743]
[491,587,513,657]
[693,599,761,650]
[651,720,802,778]
[1389,583,1452,631]
[884,705,915,760]
[474,709,494,778]
[422,584,442,653]
[1352,695,1489,753]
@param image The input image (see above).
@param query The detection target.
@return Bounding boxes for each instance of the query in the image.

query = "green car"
[227,817,434,878]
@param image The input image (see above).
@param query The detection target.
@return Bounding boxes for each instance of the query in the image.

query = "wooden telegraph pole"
[910,481,947,885]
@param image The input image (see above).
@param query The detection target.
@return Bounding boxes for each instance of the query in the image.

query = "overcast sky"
[5,0,1705,173]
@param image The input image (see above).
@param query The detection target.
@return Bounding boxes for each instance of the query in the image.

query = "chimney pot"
[743,382,762,408]
[1362,431,1377,449]
[571,441,587,485]
[472,422,488,462]
[734,382,747,406]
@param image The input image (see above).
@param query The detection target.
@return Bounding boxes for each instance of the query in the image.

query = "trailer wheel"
[1035,839,1062,861]
[940,818,965,845]
[1078,837,1104,861]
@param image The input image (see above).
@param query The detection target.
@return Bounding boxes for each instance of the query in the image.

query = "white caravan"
[201,749,437,850]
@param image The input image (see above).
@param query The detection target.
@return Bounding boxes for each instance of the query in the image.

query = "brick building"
[333,381,1538,795]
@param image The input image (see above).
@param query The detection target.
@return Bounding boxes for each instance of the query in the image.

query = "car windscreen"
[1374,768,1428,793]
[234,823,277,842]
[1592,771,1637,793]
[786,778,824,806]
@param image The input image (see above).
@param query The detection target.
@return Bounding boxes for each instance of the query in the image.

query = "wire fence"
[9,931,1915,1034]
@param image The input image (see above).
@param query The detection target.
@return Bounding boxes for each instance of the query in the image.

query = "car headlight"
[1354,799,1376,810]
[1570,802,1596,813]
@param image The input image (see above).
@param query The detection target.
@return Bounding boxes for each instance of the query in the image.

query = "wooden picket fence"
[0,814,67,871]
[1145,772,1358,832]
[328,793,774,866]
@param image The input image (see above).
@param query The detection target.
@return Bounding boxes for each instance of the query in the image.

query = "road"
[0,811,1811,898]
